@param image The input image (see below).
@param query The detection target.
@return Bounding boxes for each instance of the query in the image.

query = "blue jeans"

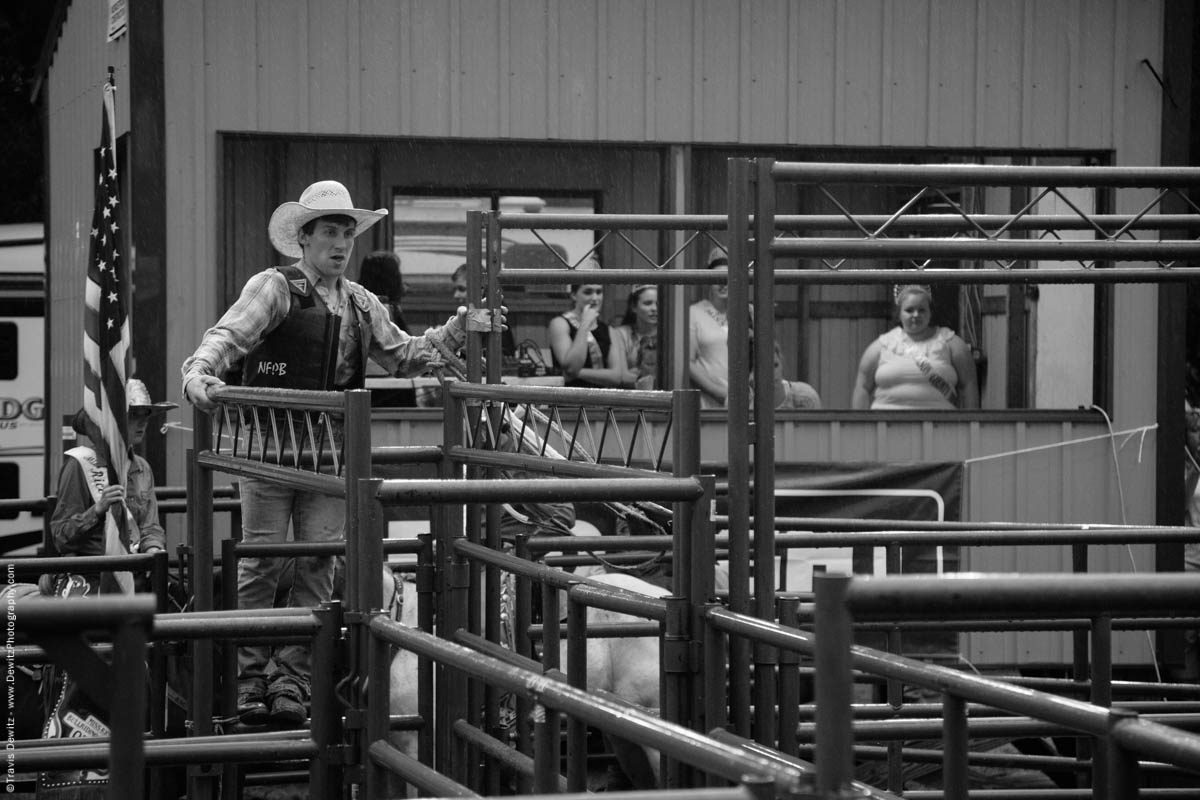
[236,477,345,697]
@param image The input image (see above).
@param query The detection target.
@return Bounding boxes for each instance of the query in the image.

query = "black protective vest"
[241,266,370,391]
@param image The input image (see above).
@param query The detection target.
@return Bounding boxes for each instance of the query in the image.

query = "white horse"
[382,569,421,763]
[384,563,669,789]
[558,569,667,788]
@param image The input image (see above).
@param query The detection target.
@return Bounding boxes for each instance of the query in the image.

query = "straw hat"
[707,245,728,268]
[127,379,178,416]
[268,180,388,258]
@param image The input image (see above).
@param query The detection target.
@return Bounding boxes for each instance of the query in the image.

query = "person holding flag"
[45,380,176,596]
[43,70,160,597]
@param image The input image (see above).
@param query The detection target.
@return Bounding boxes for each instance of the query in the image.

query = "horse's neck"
[400,578,419,627]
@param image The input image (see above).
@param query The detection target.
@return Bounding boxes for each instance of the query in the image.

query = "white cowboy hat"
[127,378,179,416]
[268,180,388,258]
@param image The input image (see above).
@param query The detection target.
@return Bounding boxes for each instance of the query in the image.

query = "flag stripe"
[82,79,133,593]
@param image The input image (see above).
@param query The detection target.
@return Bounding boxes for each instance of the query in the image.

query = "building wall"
[43,1,130,486]
[45,0,1167,519]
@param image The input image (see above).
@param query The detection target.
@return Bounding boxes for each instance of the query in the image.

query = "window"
[391,193,597,293]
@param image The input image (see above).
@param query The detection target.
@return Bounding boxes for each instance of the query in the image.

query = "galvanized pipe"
[497,209,1200,231]
[367,740,480,797]
[196,452,346,496]
[490,263,1200,285]
[447,380,674,410]
[366,616,808,792]
[450,719,567,792]
[843,572,1200,618]
[769,160,1200,188]
[772,237,1200,261]
[793,713,1200,741]
[375,476,702,505]
[813,574,855,797]
[208,385,346,411]
[12,734,317,769]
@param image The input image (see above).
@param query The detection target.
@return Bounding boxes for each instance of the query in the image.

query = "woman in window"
[852,283,979,410]
[548,260,626,388]
[689,247,731,408]
[613,284,657,389]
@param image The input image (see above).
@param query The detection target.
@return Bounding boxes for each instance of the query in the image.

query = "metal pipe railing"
[366,614,811,795]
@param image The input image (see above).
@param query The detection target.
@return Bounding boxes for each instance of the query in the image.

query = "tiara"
[893,283,932,303]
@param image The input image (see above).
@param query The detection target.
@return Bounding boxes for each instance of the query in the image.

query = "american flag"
[83,78,133,591]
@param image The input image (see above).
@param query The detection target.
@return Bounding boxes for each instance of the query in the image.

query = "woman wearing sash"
[852,284,979,410]
[46,379,175,596]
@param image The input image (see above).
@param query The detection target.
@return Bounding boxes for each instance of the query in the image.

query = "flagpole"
[85,66,134,593]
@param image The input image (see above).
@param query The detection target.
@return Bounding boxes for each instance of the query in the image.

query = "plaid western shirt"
[182,261,465,395]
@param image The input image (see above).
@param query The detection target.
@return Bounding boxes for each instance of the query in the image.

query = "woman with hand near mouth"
[548,259,627,388]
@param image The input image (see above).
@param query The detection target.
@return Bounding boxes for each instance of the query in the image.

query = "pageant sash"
[65,447,135,594]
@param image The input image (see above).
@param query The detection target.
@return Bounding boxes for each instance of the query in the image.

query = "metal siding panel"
[697,0,740,142]
[745,0,791,144]
[507,0,551,139]
[557,0,600,138]
[45,1,131,487]
[406,0,454,136]
[928,0,977,147]
[459,1,502,137]
[1027,1,1074,147]
[255,0,307,132]
[791,0,838,144]
[604,0,648,141]
[651,0,695,142]
[1074,1,1116,148]
[976,0,1024,148]
[1117,0,1163,166]
[837,0,886,146]
[306,0,355,132]
[885,0,930,146]
[204,0,259,132]
[357,0,404,134]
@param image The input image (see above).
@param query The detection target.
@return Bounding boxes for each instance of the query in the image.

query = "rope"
[962,423,1157,465]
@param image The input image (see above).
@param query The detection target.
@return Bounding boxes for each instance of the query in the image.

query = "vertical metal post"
[364,610,393,800]
[674,389,703,739]
[188,407,217,800]
[942,692,969,800]
[663,594,689,788]
[776,596,801,757]
[532,702,559,794]
[885,541,904,794]
[219,537,240,800]
[345,389,373,617]
[672,388,701,599]
[564,590,588,792]
[725,156,753,737]
[1091,614,1115,800]
[416,533,436,766]
[703,601,729,747]
[439,380,469,780]
[514,534,534,776]
[539,582,562,793]
[110,618,148,800]
[343,389,373,797]
[358,475,386,798]
[694,476,720,738]
[147,548,168,800]
[752,156,779,749]
[814,573,854,798]
[1105,708,1141,800]
[311,602,344,799]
